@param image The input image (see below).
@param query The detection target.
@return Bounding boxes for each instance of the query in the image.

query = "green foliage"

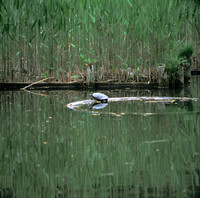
[80,54,97,65]
[166,57,180,77]
[178,45,194,59]
[194,0,200,6]
[72,74,81,79]
[166,44,193,78]
[41,73,48,78]
[0,0,199,82]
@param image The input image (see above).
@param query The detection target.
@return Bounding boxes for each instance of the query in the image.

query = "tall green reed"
[0,0,199,82]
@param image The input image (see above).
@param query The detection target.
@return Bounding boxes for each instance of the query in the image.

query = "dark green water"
[1,77,200,198]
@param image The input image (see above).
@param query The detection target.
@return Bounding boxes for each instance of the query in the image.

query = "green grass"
[0,0,199,82]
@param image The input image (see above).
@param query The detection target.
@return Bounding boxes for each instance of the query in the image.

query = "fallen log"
[67,96,198,111]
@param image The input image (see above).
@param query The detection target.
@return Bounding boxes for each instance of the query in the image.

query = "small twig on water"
[21,77,54,90]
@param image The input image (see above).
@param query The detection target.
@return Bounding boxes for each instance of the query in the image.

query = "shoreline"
[0,82,160,91]
[0,70,199,91]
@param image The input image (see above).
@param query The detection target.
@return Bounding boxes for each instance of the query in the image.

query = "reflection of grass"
[0,91,199,197]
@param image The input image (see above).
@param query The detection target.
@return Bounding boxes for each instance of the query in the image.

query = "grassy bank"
[0,0,200,83]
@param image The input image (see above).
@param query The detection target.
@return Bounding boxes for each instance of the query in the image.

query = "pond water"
[0,77,200,198]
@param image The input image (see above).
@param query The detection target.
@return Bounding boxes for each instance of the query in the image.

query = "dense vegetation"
[0,0,199,82]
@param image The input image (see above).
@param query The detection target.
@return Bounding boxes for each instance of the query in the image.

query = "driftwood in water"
[67,96,198,111]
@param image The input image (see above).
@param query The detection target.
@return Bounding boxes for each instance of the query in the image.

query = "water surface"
[0,77,200,198]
